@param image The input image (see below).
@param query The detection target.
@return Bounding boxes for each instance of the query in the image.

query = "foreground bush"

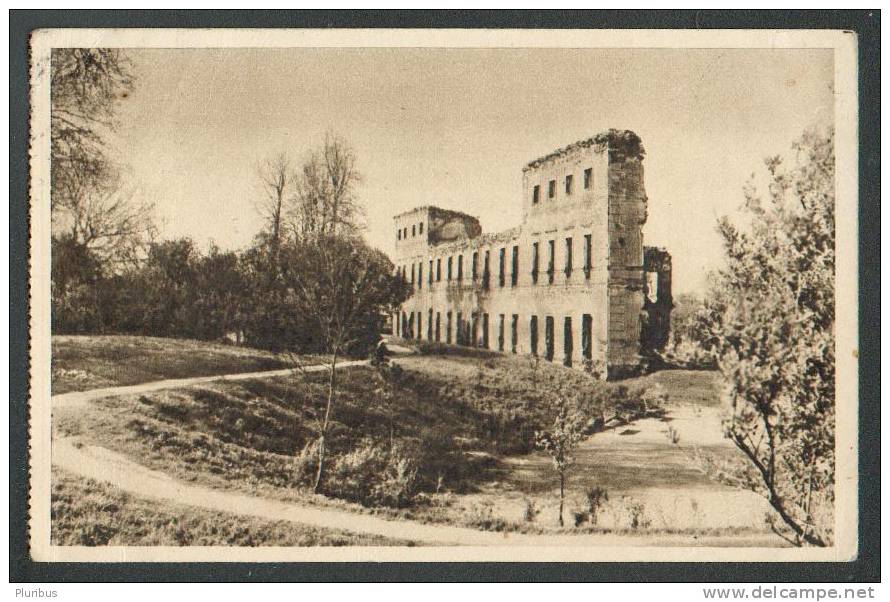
[324,440,418,508]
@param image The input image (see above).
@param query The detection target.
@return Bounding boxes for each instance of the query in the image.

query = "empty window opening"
[436,258,442,281]
[511,314,519,353]
[446,311,453,344]
[565,237,573,277]
[483,250,491,289]
[418,262,423,289]
[456,312,463,345]
[447,256,453,281]
[584,234,592,278]
[482,313,490,349]
[457,255,463,281]
[419,222,423,235]
[531,242,539,284]
[533,185,540,204]
[471,313,479,347]
[412,225,416,237]
[548,180,556,199]
[582,314,593,361]
[435,312,441,342]
[472,251,478,280]
[498,248,506,287]
[565,174,573,196]
[498,314,505,352]
[416,312,422,340]
[530,316,539,356]
[511,245,519,286]
[547,240,555,284]
[545,316,555,361]
[646,271,659,303]
[583,168,592,189]
[428,309,433,340]
[564,316,573,367]
[429,259,433,284]
[397,230,401,241]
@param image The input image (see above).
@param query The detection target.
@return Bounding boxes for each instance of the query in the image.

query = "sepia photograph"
[24,26,861,565]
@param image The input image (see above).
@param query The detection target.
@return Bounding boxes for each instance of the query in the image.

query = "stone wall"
[604,135,648,373]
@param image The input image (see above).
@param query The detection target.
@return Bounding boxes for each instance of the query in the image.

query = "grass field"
[51,468,412,546]
[53,336,775,540]
[52,335,302,394]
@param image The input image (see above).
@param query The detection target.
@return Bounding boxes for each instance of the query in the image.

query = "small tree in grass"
[284,233,410,493]
[535,388,586,527]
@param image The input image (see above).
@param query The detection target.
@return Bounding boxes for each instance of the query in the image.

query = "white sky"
[110,47,834,295]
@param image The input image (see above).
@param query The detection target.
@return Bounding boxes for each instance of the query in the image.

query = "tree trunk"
[313,352,338,493]
[558,471,565,527]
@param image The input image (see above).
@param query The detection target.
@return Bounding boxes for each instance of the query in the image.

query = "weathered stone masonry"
[391,129,672,379]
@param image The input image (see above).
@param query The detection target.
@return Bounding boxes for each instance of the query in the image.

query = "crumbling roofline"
[523,129,645,171]
[392,205,480,222]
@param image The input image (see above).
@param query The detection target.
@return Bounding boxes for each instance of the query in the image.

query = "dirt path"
[53,437,779,547]
[51,360,368,410]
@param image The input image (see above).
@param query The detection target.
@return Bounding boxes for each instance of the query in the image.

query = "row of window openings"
[532,168,593,205]
[396,311,594,367]
[398,235,593,289]
[397,221,424,241]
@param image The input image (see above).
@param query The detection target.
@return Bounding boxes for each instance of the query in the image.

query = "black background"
[9,9,881,583]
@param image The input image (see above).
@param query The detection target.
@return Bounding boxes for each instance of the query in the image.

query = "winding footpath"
[52,360,368,410]
[52,363,778,547]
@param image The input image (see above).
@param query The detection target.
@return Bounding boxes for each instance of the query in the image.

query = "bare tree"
[255,152,295,268]
[50,49,154,272]
[52,174,156,272]
[51,48,133,214]
[290,133,363,238]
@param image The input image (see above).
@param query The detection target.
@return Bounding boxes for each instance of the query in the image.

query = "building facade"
[391,129,672,379]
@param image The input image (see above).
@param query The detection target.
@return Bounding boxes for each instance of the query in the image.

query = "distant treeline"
[51,232,410,356]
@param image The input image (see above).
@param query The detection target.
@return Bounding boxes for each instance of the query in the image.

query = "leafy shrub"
[640,383,668,412]
[464,501,511,532]
[585,486,609,527]
[326,440,418,508]
[582,357,606,380]
[608,385,643,424]
[377,454,418,508]
[618,497,651,530]
[293,440,319,486]
[522,498,540,523]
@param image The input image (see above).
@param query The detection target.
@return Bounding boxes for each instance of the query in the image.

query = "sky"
[110,47,834,295]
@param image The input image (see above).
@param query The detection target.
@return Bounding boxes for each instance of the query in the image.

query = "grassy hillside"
[51,469,413,546]
[52,335,305,394]
[51,344,768,537]
[54,358,578,504]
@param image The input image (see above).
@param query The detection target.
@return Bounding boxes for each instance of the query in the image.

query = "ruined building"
[391,129,672,379]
